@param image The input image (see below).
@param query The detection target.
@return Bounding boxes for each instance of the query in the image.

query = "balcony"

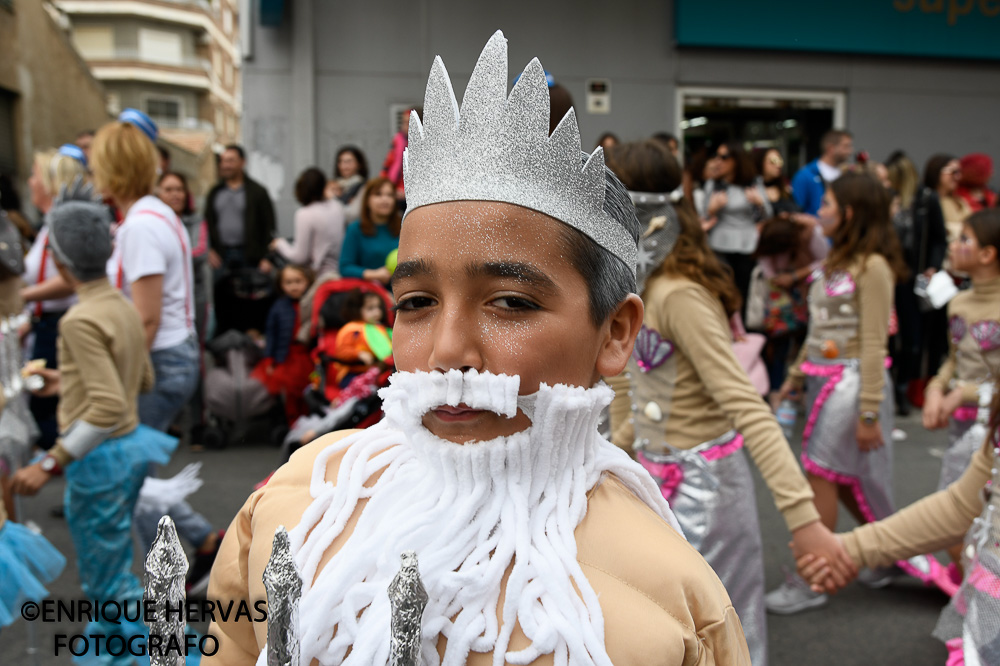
[85,48,212,90]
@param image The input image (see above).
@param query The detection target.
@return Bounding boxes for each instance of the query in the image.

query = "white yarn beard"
[275,370,681,666]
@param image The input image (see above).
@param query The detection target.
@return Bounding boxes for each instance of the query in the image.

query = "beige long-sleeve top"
[787,254,894,414]
[205,430,750,666]
[613,276,819,532]
[49,280,154,466]
[842,435,994,568]
[927,275,1000,405]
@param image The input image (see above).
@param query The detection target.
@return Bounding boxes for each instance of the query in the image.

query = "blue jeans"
[134,337,213,551]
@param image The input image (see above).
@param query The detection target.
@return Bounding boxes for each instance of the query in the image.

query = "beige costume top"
[205,430,750,666]
[611,276,819,532]
[48,280,154,466]
[788,254,895,414]
[927,276,1000,405]
[842,434,992,567]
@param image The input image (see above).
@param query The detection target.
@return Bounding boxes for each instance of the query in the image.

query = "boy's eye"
[492,296,539,311]
[393,295,435,312]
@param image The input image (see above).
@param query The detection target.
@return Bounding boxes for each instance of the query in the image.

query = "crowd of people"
[0,30,998,665]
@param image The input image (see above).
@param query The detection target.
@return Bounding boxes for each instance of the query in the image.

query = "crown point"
[506,58,549,140]
[461,30,509,130]
[422,56,459,134]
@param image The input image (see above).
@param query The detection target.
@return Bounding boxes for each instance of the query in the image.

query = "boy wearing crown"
[205,33,751,665]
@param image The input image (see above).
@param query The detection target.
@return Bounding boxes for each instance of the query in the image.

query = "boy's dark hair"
[966,209,1000,263]
[557,159,640,327]
[277,264,314,295]
[295,167,328,206]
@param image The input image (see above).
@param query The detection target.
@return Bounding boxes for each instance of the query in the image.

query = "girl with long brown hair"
[608,139,850,666]
[338,177,401,286]
[768,172,945,613]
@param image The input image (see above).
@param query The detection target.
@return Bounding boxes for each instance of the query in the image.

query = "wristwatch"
[39,455,63,476]
[859,411,879,426]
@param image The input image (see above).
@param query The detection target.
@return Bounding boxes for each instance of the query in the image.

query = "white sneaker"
[857,566,896,589]
[765,571,829,615]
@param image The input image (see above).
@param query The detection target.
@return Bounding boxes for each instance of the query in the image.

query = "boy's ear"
[596,294,643,378]
[981,243,998,267]
[843,204,854,225]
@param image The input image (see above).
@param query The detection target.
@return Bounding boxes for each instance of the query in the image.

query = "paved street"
[2,409,955,664]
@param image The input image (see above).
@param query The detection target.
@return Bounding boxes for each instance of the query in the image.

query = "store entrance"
[677,88,844,175]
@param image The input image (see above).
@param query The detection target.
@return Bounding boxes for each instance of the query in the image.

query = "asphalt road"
[1,409,954,665]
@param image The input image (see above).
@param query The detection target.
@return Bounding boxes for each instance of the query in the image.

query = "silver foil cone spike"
[388,550,428,666]
[263,526,301,666]
[144,515,189,666]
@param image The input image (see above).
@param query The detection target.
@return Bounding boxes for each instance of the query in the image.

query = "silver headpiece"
[402,30,637,275]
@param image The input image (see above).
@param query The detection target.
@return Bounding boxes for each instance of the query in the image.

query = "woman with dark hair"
[608,138,847,666]
[325,146,368,221]
[338,177,401,286]
[697,141,771,311]
[925,154,972,251]
[754,148,802,218]
[595,132,619,152]
[271,167,346,276]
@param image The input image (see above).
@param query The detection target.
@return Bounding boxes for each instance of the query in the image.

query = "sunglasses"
[768,156,784,167]
[715,152,732,160]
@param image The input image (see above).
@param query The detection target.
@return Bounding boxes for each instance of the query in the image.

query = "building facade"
[54,0,242,157]
[0,0,109,218]
[239,0,1000,234]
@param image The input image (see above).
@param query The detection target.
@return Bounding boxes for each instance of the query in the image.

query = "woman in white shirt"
[22,145,88,449]
[91,114,221,569]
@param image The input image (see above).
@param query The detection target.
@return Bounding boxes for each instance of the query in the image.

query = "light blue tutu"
[0,518,66,627]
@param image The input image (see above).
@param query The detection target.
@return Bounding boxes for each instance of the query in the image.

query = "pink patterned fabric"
[824,270,856,298]
[954,406,979,422]
[638,435,745,502]
[971,320,1000,351]
[950,315,968,345]
[968,564,1000,600]
[945,638,965,666]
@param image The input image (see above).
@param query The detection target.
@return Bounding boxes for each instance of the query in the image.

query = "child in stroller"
[281,280,394,460]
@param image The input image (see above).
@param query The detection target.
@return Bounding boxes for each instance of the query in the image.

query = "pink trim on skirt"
[953,405,979,422]
[799,358,953,594]
[638,434,745,503]
[945,638,965,666]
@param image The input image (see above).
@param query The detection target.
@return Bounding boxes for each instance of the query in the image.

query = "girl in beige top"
[798,379,1000,664]
[769,173,947,610]
[606,140,850,666]
[924,210,1000,490]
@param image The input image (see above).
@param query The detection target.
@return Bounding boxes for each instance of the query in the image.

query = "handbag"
[730,312,770,396]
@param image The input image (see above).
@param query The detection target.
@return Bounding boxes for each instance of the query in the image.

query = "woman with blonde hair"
[91,112,222,590]
[22,144,89,449]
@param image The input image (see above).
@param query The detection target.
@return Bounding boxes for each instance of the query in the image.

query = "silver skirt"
[639,431,767,666]
[938,415,978,491]
[801,360,895,521]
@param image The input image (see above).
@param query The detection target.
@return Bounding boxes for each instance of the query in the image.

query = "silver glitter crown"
[403,30,637,274]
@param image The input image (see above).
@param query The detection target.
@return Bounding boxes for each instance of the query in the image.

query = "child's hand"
[795,553,843,595]
[25,367,60,397]
[856,421,884,451]
[358,351,376,365]
[789,522,857,593]
[778,379,800,403]
[940,388,965,422]
[11,462,53,496]
[923,389,944,429]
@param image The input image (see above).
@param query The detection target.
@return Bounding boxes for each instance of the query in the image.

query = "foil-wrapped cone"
[388,551,428,666]
[263,526,301,666]
[144,516,189,666]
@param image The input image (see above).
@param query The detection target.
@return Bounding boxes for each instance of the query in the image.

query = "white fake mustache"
[378,369,538,432]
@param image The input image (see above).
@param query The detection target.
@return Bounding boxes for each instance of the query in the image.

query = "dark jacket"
[264,296,299,364]
[204,173,276,265]
[909,187,948,274]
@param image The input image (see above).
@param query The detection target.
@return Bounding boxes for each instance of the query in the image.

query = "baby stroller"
[281,278,395,460]
[201,330,280,449]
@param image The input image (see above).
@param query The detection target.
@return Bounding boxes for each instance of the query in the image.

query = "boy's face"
[281,270,309,300]
[392,201,631,443]
[361,296,383,324]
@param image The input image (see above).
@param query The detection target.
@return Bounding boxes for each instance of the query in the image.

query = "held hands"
[773,272,797,289]
[11,462,52,496]
[744,187,764,208]
[922,388,963,430]
[778,379,801,403]
[26,367,60,398]
[363,267,392,284]
[789,522,857,594]
[856,421,884,451]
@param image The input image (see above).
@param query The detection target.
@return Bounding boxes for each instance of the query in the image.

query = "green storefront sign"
[675,0,1000,61]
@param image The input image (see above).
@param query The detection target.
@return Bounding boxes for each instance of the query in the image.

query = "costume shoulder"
[576,475,750,665]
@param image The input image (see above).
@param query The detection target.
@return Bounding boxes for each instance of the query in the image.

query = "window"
[145,97,182,126]
[138,28,182,65]
[224,61,232,87]
[73,25,114,59]
[223,7,233,35]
